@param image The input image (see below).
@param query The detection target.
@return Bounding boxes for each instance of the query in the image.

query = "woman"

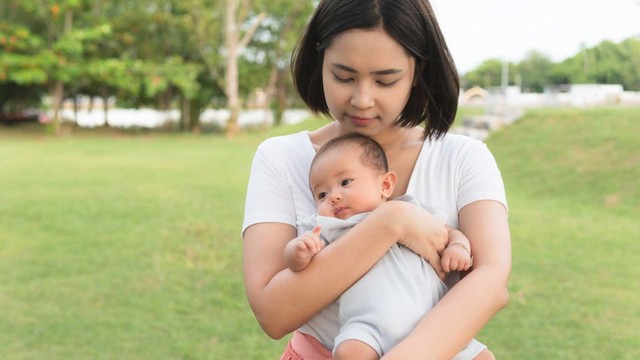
[242,0,511,358]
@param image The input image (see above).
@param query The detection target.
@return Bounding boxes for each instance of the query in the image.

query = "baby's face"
[310,145,387,220]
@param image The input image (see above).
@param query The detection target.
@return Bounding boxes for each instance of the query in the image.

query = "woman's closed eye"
[333,72,399,88]
[333,74,352,83]
[376,80,398,87]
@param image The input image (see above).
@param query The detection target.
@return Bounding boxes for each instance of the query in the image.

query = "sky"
[430,0,640,73]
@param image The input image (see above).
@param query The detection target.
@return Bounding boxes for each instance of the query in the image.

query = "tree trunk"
[189,100,201,134]
[100,89,110,127]
[261,65,279,128]
[225,0,240,137]
[72,93,78,126]
[181,95,190,132]
[51,81,64,134]
[276,68,289,126]
[224,0,266,137]
[51,9,74,135]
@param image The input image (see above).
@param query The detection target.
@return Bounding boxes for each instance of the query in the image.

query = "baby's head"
[309,133,397,219]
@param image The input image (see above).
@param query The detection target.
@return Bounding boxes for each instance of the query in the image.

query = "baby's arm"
[440,226,473,273]
[283,225,324,272]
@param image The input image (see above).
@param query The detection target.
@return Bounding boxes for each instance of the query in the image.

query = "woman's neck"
[374,127,423,151]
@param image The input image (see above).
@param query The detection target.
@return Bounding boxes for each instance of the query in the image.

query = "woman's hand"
[391,201,448,279]
[382,200,511,359]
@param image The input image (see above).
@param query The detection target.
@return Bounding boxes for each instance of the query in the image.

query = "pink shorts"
[280,331,333,360]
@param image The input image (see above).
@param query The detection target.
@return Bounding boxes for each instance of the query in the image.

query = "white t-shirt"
[242,130,506,236]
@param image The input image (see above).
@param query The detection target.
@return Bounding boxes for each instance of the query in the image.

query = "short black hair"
[311,133,388,174]
[292,0,460,140]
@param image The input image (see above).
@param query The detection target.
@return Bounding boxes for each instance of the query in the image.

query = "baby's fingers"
[441,256,451,273]
[452,258,462,271]
[304,234,324,253]
[462,258,473,271]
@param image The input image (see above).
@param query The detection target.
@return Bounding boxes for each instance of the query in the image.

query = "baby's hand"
[440,241,473,273]
[293,225,324,261]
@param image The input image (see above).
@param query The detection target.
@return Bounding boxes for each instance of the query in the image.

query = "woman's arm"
[383,200,511,359]
[243,200,448,339]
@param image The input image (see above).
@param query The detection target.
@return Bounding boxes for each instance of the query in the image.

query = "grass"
[0,107,638,359]
[484,107,640,359]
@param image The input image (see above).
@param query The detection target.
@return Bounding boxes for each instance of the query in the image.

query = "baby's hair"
[312,133,388,173]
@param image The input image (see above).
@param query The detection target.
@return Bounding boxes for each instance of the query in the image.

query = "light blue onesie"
[299,195,487,359]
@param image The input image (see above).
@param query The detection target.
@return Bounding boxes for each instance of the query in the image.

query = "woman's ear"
[380,171,397,199]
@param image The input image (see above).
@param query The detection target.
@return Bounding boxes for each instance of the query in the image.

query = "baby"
[284,133,492,359]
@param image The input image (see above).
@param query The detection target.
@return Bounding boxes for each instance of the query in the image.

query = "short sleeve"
[456,140,508,212]
[242,141,297,237]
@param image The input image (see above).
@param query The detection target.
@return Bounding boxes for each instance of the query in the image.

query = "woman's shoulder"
[256,130,314,157]
[252,131,316,174]
[423,133,487,159]
[433,132,484,148]
[259,130,311,149]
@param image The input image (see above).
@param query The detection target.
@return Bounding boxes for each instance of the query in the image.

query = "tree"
[463,59,511,89]
[0,20,49,111]
[1,0,318,134]
[549,38,640,91]
[515,50,553,93]
[250,0,314,126]
[99,0,202,129]
[224,0,265,136]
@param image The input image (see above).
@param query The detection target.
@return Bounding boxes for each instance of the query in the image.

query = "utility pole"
[501,61,509,94]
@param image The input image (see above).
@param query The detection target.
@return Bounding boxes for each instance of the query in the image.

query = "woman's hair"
[312,133,388,173]
[292,0,460,140]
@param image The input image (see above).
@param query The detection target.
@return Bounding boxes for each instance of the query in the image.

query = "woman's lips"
[349,115,374,127]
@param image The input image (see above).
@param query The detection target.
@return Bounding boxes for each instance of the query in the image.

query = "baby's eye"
[341,179,353,186]
[317,192,327,200]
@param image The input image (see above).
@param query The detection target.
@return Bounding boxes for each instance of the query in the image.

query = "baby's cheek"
[317,205,332,217]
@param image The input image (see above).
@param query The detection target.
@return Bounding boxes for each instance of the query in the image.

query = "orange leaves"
[51,4,61,17]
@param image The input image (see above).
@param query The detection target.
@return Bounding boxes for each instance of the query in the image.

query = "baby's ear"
[381,171,397,198]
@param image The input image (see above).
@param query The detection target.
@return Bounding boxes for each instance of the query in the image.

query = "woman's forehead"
[324,28,414,71]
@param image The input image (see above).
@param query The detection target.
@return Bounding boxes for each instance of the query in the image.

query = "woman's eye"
[377,80,398,87]
[333,74,352,83]
[341,179,353,186]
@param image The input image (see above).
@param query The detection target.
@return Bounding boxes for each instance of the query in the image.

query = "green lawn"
[0,107,638,359]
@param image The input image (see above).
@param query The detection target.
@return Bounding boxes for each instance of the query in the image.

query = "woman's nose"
[350,83,374,109]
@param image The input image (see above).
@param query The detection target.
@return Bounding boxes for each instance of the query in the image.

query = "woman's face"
[322,28,415,140]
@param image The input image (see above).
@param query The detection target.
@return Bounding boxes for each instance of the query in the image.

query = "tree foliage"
[6,2,635,133]
[550,39,640,90]
[3,0,318,133]
[515,50,553,93]
[463,59,513,89]
[463,37,640,92]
